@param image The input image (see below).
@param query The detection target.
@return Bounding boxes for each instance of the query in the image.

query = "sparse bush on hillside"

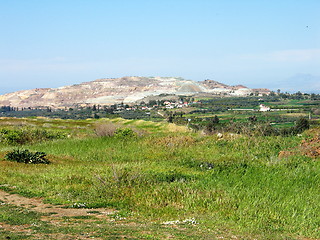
[188,123,201,132]
[5,149,50,164]
[94,122,139,138]
[94,122,119,137]
[294,117,310,133]
[114,128,136,138]
[224,122,251,135]
[253,123,279,136]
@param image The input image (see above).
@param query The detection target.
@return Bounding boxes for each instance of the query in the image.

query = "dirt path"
[0,189,115,218]
[0,189,119,239]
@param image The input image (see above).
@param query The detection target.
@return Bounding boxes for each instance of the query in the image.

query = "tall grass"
[0,118,319,238]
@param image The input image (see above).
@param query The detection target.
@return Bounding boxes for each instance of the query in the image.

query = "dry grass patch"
[166,123,189,132]
[94,121,119,137]
[154,135,196,147]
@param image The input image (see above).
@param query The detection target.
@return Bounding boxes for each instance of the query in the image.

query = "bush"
[0,129,23,144]
[94,123,140,138]
[5,149,50,164]
[114,128,136,138]
[94,122,119,137]
[294,117,310,133]
[188,123,201,132]
[253,123,278,136]
[0,128,66,145]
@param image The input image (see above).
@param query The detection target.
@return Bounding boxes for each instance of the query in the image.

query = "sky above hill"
[0,0,319,94]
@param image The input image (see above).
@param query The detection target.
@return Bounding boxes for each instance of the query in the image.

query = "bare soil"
[0,189,116,239]
[279,133,320,159]
[0,190,115,219]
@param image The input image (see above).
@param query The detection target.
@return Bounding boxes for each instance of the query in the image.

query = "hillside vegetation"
[0,117,319,239]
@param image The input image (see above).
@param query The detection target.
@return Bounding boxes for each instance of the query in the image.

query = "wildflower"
[72,202,87,208]
[162,217,198,225]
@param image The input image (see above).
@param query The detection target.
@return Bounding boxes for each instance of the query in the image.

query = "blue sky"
[1,0,319,94]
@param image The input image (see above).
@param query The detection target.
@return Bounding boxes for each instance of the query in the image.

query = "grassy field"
[0,117,319,239]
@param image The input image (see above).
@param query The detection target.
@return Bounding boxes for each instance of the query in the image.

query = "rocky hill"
[0,77,270,108]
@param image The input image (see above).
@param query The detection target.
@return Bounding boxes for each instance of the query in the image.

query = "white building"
[259,104,270,112]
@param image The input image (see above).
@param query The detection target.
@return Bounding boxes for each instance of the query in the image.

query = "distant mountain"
[271,74,320,93]
[0,76,270,108]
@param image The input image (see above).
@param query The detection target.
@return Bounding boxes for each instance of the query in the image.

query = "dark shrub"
[5,149,50,164]
[294,117,310,133]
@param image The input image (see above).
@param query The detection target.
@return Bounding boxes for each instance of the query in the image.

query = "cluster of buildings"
[163,101,190,109]
[114,100,192,112]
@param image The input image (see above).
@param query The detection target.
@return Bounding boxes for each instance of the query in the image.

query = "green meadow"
[0,117,319,239]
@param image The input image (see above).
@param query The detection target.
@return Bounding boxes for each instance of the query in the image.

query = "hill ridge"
[0,76,270,108]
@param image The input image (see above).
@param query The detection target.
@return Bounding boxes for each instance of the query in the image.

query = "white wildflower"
[72,202,87,208]
[162,217,198,225]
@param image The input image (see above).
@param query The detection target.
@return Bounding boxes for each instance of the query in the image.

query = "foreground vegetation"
[0,115,319,239]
